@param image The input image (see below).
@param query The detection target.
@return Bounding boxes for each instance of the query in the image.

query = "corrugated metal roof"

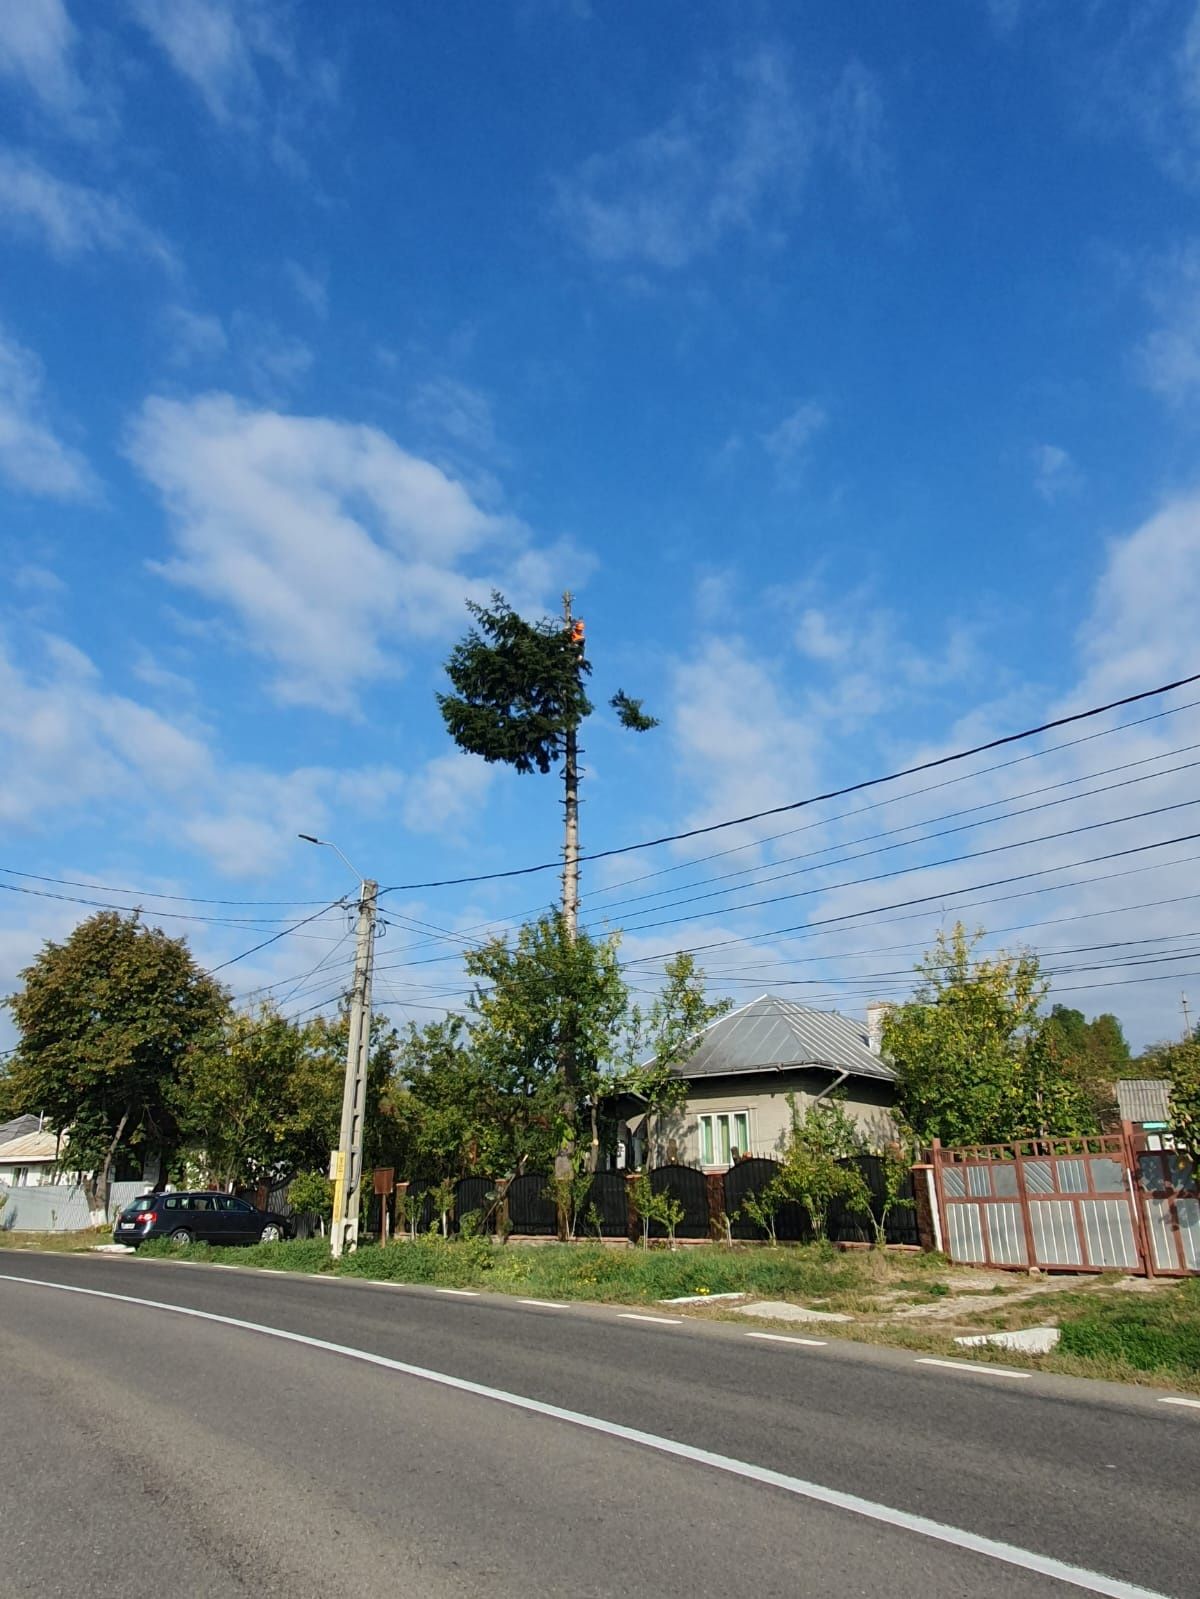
[0,1129,61,1165]
[1116,1079,1172,1124]
[668,994,896,1083]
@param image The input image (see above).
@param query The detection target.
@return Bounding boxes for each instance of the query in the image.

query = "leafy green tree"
[2,912,229,1222]
[1155,1036,1200,1165]
[177,1003,404,1193]
[775,1095,871,1241]
[288,1170,333,1235]
[884,924,1097,1145]
[464,912,627,1196]
[628,1168,685,1248]
[1041,1004,1125,1126]
[619,952,731,1168]
[393,1013,548,1180]
[174,1004,308,1188]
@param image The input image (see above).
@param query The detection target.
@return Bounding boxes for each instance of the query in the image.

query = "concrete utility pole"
[299,833,377,1260]
[1184,992,1193,1042]
[330,876,378,1259]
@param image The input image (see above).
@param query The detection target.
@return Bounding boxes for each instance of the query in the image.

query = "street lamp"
[299,833,378,1258]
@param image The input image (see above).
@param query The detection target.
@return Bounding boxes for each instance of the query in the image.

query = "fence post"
[705,1170,726,1242]
[494,1177,510,1242]
[910,1162,936,1252]
[625,1171,639,1243]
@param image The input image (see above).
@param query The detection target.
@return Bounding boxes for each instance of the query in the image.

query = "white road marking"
[745,1332,827,1348]
[618,1312,682,1325]
[518,1299,569,1309]
[1160,1397,1200,1410]
[435,1287,478,1297]
[916,1358,1029,1380]
[0,1272,1169,1599]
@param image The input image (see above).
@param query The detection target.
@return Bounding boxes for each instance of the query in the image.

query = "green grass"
[0,1227,108,1252]
[135,1233,873,1302]
[1056,1279,1200,1380]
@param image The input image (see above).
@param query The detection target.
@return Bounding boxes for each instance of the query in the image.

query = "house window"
[699,1112,750,1166]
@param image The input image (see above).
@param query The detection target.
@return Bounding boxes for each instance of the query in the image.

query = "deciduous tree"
[3,912,228,1222]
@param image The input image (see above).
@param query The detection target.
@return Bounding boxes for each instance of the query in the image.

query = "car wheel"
[169,1227,193,1247]
[260,1223,283,1243]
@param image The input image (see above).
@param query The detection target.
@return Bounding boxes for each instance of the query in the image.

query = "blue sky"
[2,0,1200,1048]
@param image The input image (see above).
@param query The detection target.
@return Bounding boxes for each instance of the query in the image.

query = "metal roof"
[0,1114,40,1147]
[0,1128,61,1165]
[1116,1079,1172,1124]
[669,994,896,1083]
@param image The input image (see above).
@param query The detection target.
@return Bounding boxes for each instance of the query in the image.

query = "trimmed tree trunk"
[554,593,583,1229]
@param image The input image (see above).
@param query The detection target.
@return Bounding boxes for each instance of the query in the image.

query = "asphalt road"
[0,1253,1194,1599]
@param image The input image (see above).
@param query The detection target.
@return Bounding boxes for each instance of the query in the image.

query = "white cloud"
[0,0,85,115]
[795,608,847,662]
[1137,241,1200,402]
[284,259,327,316]
[127,392,555,712]
[1077,493,1200,702]
[555,47,812,269]
[0,149,173,264]
[163,306,228,365]
[762,400,827,466]
[556,48,895,272]
[669,637,822,855]
[401,751,495,837]
[0,325,96,499]
[409,377,500,460]
[1032,442,1082,503]
[827,60,893,205]
[0,630,495,878]
[130,0,338,168]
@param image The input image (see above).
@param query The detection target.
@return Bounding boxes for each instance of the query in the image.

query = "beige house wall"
[647,1070,897,1169]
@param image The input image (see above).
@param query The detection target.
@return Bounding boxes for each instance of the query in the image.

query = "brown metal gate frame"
[930,1131,1165,1276]
[1131,1144,1200,1276]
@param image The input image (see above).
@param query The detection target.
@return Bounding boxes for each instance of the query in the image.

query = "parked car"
[113,1191,293,1247]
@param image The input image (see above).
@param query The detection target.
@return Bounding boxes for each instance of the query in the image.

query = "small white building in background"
[0,1127,71,1187]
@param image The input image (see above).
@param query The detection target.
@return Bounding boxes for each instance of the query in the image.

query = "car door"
[188,1193,224,1243]
[222,1196,258,1243]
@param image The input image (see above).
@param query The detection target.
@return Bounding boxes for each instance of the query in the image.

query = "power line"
[595,798,1200,937]
[0,865,330,908]
[619,828,1200,963]
[206,898,351,976]
[377,669,1200,893]
[470,693,1200,930]
[0,880,334,929]
[586,749,1200,929]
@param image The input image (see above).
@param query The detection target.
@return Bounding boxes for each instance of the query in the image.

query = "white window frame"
[698,1110,751,1168]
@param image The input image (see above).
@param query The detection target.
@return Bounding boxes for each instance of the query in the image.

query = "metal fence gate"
[1136,1149,1200,1275]
[931,1135,1147,1273]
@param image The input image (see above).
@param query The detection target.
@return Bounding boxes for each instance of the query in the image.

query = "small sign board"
[373,1167,395,1195]
[328,1150,345,1181]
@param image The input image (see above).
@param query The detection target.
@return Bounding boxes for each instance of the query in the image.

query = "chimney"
[865,1001,892,1057]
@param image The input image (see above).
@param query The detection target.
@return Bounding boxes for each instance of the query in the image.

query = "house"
[0,1126,71,1188]
[1117,1079,1174,1150]
[622,993,899,1171]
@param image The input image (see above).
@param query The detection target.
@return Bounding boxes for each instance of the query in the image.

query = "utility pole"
[1184,992,1193,1042]
[562,590,581,941]
[330,877,378,1260]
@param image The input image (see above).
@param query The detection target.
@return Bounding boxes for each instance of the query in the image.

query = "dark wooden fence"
[387,1156,918,1245]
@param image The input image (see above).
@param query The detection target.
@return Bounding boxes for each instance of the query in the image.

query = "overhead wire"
[376,669,1200,893]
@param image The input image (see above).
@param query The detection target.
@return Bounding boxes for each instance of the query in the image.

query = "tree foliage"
[438,592,593,774]
[774,1095,871,1241]
[1156,1035,1200,1165]
[2,912,229,1217]
[883,924,1100,1145]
